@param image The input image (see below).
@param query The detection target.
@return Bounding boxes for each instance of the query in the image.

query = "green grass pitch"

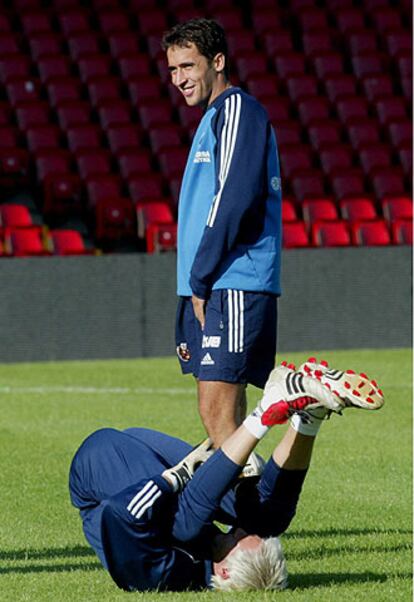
[0,348,412,602]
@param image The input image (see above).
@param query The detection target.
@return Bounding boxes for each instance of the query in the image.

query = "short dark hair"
[162,18,229,78]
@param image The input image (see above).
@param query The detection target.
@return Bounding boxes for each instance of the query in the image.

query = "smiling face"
[166,42,228,108]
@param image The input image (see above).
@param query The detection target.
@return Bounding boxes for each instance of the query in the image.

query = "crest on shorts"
[177,342,191,362]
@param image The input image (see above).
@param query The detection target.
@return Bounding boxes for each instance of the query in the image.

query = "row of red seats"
[283,218,412,248]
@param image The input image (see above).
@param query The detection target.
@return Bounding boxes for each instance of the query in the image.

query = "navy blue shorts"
[175,290,277,389]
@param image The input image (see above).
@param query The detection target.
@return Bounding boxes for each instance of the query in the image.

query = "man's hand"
[192,294,206,330]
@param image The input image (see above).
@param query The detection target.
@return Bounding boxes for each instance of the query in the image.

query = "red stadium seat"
[391,219,413,245]
[6,76,41,106]
[274,52,306,79]
[136,10,168,34]
[279,144,313,179]
[335,8,365,33]
[370,7,402,34]
[148,125,182,154]
[98,100,131,129]
[351,52,385,79]
[145,222,178,253]
[302,30,333,56]
[350,219,391,246]
[28,33,64,60]
[0,54,31,83]
[324,74,357,102]
[158,147,188,179]
[246,74,279,98]
[298,7,329,31]
[76,150,112,180]
[340,197,378,222]
[108,32,140,59]
[0,148,30,187]
[385,30,412,58]
[286,75,318,102]
[262,30,293,56]
[0,126,20,148]
[0,204,35,230]
[68,33,102,60]
[274,121,302,146]
[336,96,369,124]
[311,51,344,79]
[106,126,144,155]
[375,97,407,126]
[15,101,51,130]
[87,75,122,107]
[346,29,378,55]
[117,150,152,179]
[387,119,412,148]
[227,30,256,57]
[282,221,310,248]
[118,54,151,80]
[48,229,92,255]
[381,196,413,223]
[78,54,111,83]
[312,220,351,246]
[37,55,72,84]
[361,74,394,102]
[213,8,244,32]
[94,196,136,242]
[86,175,123,210]
[257,97,291,123]
[358,144,392,174]
[346,118,381,150]
[127,76,162,105]
[251,8,282,35]
[282,199,297,222]
[21,10,52,35]
[67,124,103,153]
[57,9,91,36]
[97,9,130,34]
[308,119,342,150]
[0,33,19,55]
[372,168,406,201]
[136,201,174,239]
[46,76,83,108]
[298,97,331,126]
[128,175,164,203]
[138,101,172,129]
[319,144,354,175]
[235,53,268,82]
[42,174,83,217]
[331,169,366,201]
[4,228,50,257]
[291,170,326,201]
[398,145,412,176]
[35,149,72,181]
[26,125,62,153]
[56,101,91,129]
[302,198,338,226]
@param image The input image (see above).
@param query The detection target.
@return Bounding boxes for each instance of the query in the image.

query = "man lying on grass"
[69,358,383,592]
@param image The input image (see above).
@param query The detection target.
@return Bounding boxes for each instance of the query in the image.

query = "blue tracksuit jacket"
[177,87,282,299]
[69,427,306,592]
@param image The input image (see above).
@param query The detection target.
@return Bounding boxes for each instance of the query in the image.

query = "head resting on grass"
[211,529,288,592]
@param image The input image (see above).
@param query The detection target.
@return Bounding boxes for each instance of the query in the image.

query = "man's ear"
[213,52,226,74]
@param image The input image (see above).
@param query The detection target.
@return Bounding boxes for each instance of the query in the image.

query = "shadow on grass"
[285,527,412,539]
[0,545,95,561]
[0,562,102,575]
[289,571,400,590]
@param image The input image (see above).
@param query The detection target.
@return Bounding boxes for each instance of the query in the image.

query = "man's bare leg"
[198,381,247,447]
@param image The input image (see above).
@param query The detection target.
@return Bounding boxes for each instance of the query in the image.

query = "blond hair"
[211,537,288,592]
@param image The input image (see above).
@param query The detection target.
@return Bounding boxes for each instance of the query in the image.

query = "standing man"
[162,19,282,446]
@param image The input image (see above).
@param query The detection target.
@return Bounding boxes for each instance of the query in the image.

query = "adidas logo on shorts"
[201,352,215,366]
